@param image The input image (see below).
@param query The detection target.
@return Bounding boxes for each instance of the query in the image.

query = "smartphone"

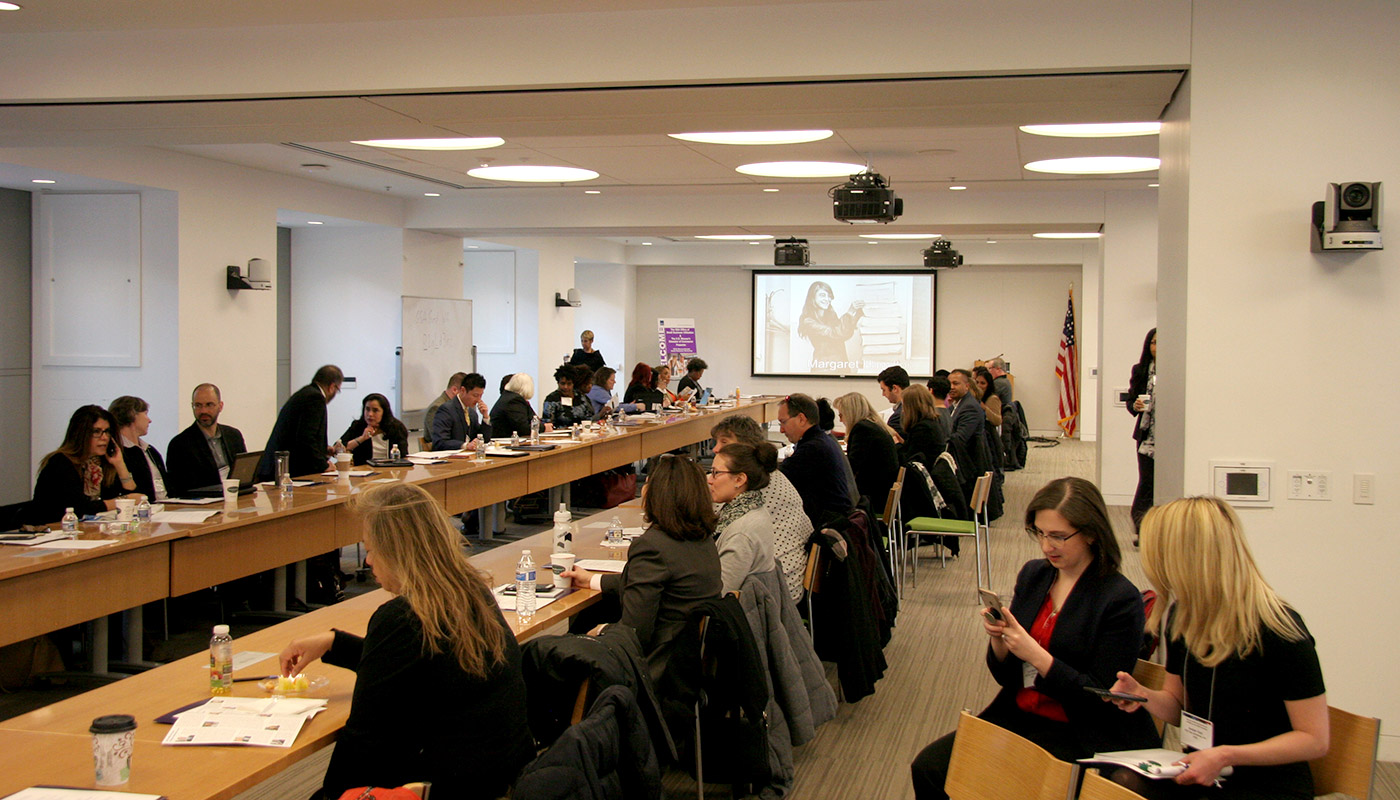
[1084,687,1149,703]
[500,583,557,596]
[978,588,1006,624]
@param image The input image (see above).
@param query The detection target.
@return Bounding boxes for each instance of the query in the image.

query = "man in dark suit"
[947,368,990,497]
[256,365,342,481]
[877,364,910,439]
[110,395,171,501]
[430,372,490,451]
[166,383,247,497]
[422,371,467,439]
[777,393,854,529]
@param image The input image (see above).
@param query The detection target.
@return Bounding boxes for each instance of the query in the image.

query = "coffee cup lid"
[90,714,137,734]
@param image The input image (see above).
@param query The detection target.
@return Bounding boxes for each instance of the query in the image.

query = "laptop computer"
[697,387,712,406]
[181,450,262,498]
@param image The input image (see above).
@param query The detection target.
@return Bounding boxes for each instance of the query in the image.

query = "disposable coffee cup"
[221,478,240,503]
[335,453,352,472]
[1136,394,1152,410]
[553,552,576,590]
[114,498,135,521]
[90,714,136,786]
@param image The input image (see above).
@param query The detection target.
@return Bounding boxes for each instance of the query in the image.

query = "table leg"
[124,608,142,664]
[91,616,109,674]
[272,565,287,613]
[294,561,307,604]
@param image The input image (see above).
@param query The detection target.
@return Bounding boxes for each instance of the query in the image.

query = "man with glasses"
[166,383,247,498]
[776,393,854,528]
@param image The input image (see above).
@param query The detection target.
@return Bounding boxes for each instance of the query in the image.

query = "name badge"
[561,397,573,407]
[1180,710,1214,751]
[1022,661,1037,689]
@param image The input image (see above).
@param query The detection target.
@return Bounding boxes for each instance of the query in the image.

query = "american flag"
[1056,288,1079,437]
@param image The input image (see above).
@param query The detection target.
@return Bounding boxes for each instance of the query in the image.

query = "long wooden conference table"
[0,397,782,799]
[0,398,779,651]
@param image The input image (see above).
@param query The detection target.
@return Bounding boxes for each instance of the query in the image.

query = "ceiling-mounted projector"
[923,239,963,269]
[774,237,810,266]
[831,170,903,224]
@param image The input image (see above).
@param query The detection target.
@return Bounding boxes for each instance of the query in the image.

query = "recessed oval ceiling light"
[584,190,602,194]
[736,161,866,178]
[762,188,780,193]
[1025,156,1160,174]
[986,239,998,244]
[466,245,479,249]
[423,192,441,197]
[695,234,774,241]
[352,137,505,151]
[31,179,55,184]
[669,130,833,146]
[1033,232,1103,239]
[0,3,22,10]
[468,165,599,183]
[859,233,940,240]
[949,185,967,191]
[307,221,324,225]
[867,241,879,245]
[1148,183,1160,188]
[641,242,653,246]
[1020,122,1161,138]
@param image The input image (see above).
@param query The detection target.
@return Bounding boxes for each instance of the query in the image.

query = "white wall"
[29,189,179,484]
[1165,1,1400,756]
[0,188,31,505]
[289,225,404,442]
[463,248,537,409]
[574,260,635,374]
[1098,190,1159,503]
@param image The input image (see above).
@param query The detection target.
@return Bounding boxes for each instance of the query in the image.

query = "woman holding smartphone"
[910,477,1157,799]
[29,405,145,523]
[1104,497,1328,799]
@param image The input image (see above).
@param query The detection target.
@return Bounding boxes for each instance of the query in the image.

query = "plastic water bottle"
[390,443,401,461]
[515,550,537,619]
[209,624,233,695]
[553,504,573,553]
[511,430,521,446]
[530,416,540,444]
[606,515,624,546]
[61,507,78,533]
[135,498,152,526]
[474,434,486,460]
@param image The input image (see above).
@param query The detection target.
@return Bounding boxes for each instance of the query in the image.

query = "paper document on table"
[163,496,225,505]
[35,539,119,550]
[232,651,275,671]
[163,695,326,747]
[256,480,317,488]
[0,532,75,547]
[2,788,168,799]
[622,527,645,538]
[319,470,377,477]
[152,509,221,524]
[492,585,564,612]
[573,559,626,573]
[405,453,447,463]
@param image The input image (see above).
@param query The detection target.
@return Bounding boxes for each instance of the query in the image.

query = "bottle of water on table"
[606,515,624,548]
[390,443,401,461]
[61,507,78,533]
[516,549,536,620]
[530,416,540,444]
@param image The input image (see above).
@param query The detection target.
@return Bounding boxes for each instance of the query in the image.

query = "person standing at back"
[166,383,247,497]
[1128,328,1157,544]
[777,393,854,529]
[569,330,606,372]
[987,358,1023,471]
[256,364,341,481]
[110,395,170,502]
[877,365,910,440]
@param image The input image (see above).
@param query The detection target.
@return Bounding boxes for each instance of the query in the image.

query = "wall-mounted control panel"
[1210,460,1273,507]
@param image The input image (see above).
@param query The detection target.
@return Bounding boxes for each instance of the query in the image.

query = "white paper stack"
[161,696,327,748]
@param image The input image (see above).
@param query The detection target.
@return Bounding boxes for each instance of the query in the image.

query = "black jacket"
[513,685,662,800]
[809,525,888,702]
[28,455,125,523]
[119,441,169,501]
[778,426,854,528]
[430,396,489,451]
[898,417,947,469]
[983,559,1160,756]
[320,595,534,800]
[490,390,536,439]
[1129,361,1153,443]
[165,423,246,497]
[339,418,409,465]
[622,384,664,409]
[845,418,898,508]
[569,348,606,372]
[256,383,329,481]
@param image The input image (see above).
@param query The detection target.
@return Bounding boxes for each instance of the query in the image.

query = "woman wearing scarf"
[707,441,779,594]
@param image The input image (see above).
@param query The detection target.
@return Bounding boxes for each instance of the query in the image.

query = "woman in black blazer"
[339,393,410,465]
[29,405,143,523]
[896,385,949,466]
[833,391,899,507]
[911,477,1157,799]
[1128,328,1156,541]
[490,373,540,438]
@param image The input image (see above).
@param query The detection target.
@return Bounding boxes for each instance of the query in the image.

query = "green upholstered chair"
[905,471,992,600]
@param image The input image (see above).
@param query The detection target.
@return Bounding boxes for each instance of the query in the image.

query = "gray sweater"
[715,504,775,595]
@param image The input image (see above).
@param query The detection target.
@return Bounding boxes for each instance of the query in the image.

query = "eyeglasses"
[90,427,111,438]
[707,469,737,477]
[192,402,220,410]
[1025,527,1081,547]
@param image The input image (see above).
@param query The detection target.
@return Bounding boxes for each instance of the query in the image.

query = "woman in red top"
[910,477,1158,799]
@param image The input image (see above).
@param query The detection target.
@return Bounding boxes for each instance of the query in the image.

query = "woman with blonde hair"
[279,482,534,799]
[897,384,948,466]
[1106,496,1328,799]
[833,391,898,507]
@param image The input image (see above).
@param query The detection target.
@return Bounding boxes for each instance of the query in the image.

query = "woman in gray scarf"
[707,441,779,594]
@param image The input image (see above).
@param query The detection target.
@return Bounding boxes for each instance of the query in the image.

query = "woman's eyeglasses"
[90,427,112,438]
[1025,527,1080,547]
[707,469,736,477]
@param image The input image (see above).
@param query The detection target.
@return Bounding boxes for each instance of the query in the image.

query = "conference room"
[0,1,1395,798]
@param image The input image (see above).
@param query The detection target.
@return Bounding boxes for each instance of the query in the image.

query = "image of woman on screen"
[798,280,865,373]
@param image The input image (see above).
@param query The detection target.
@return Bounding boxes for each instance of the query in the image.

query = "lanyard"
[1182,648,1218,721]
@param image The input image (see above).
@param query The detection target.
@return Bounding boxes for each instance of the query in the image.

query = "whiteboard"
[400,296,474,412]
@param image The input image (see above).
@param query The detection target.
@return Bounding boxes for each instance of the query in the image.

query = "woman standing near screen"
[798,280,864,373]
